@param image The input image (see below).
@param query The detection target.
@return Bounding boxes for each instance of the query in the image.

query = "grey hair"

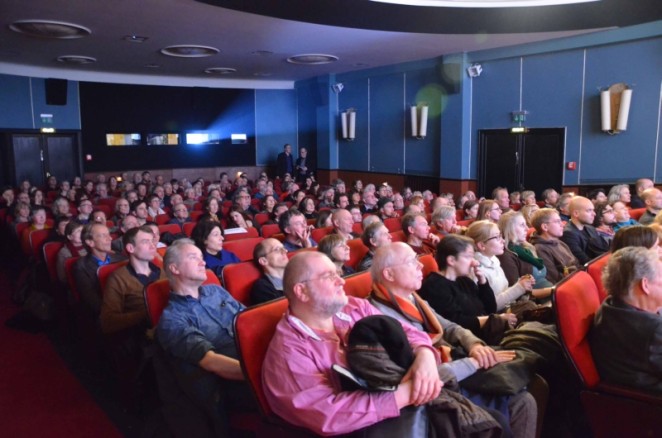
[370,242,406,284]
[607,184,630,204]
[163,238,196,282]
[603,246,659,299]
[431,206,456,224]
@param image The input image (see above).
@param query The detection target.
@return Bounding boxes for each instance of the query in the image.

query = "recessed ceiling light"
[9,20,91,39]
[56,55,96,65]
[160,45,219,58]
[123,35,148,43]
[252,50,274,56]
[204,67,237,75]
[287,54,339,65]
[370,0,597,7]
[144,63,160,69]
[253,72,273,77]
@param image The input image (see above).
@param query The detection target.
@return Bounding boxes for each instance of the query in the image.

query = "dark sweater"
[418,273,496,338]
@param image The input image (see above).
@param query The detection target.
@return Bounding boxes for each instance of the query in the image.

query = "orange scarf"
[370,282,451,362]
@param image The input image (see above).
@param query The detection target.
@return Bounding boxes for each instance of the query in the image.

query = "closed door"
[478,128,564,198]
[12,134,44,187]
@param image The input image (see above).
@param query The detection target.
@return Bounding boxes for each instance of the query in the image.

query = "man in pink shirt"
[262,251,442,436]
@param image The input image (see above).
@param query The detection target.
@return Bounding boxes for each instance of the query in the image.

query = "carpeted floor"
[0,267,125,437]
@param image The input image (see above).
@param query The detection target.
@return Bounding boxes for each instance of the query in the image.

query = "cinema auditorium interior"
[1,1,661,437]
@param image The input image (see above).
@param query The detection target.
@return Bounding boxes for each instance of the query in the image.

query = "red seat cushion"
[343,271,372,298]
[586,253,610,302]
[221,262,261,305]
[347,238,369,270]
[419,254,438,278]
[224,237,264,262]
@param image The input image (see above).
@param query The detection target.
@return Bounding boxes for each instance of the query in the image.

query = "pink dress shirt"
[262,296,440,436]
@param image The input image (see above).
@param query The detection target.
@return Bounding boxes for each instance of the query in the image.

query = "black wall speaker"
[45,79,68,106]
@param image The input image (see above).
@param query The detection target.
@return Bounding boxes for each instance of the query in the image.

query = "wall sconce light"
[600,83,633,135]
[340,108,356,141]
[466,63,482,78]
[410,104,429,139]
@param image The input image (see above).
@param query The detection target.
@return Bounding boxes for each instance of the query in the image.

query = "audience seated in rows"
[560,196,610,265]
[529,208,580,284]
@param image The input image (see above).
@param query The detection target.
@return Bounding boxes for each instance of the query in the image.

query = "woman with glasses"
[497,211,554,300]
[418,234,516,344]
[317,234,355,277]
[476,200,502,223]
[465,221,534,312]
[592,202,616,242]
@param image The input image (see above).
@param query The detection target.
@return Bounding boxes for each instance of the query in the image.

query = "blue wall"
[255,89,298,166]
[469,36,662,185]
[0,74,80,130]
[315,60,442,177]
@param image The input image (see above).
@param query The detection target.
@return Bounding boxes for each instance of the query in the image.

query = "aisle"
[0,270,124,438]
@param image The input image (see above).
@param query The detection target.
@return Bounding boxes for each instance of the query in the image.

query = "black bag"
[459,351,534,396]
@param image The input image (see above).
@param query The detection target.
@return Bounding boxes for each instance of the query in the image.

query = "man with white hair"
[368,242,536,438]
[156,239,253,435]
[331,208,359,240]
[590,246,662,394]
[263,251,443,436]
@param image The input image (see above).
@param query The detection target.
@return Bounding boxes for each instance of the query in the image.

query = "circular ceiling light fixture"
[56,55,97,65]
[9,20,91,39]
[253,72,273,77]
[160,45,219,58]
[370,0,597,7]
[204,67,237,75]
[287,54,338,65]
[252,50,274,56]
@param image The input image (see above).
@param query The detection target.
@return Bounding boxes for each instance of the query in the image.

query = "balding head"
[636,178,654,195]
[370,242,423,297]
[642,188,662,212]
[569,196,596,226]
[284,251,348,318]
[332,208,353,236]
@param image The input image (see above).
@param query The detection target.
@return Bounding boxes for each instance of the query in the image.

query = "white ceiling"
[0,0,616,89]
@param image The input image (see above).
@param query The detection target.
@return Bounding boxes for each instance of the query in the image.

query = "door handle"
[515,151,519,165]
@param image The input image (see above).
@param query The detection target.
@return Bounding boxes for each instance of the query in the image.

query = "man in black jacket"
[560,196,609,265]
[276,143,294,179]
[250,238,289,305]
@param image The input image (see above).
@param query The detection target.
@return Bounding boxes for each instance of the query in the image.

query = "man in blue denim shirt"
[156,238,253,436]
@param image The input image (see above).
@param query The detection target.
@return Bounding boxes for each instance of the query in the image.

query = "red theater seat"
[585,253,610,302]
[224,237,264,263]
[343,271,372,298]
[221,261,261,305]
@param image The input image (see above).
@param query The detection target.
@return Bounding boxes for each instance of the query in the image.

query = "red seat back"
[183,221,196,237]
[154,213,171,225]
[224,227,259,242]
[224,237,264,263]
[221,261,261,305]
[28,228,52,260]
[343,271,372,298]
[43,241,65,283]
[94,204,112,217]
[419,254,438,278]
[347,238,369,270]
[390,230,406,243]
[553,271,602,388]
[311,226,333,243]
[254,213,269,226]
[585,253,610,302]
[97,260,129,293]
[158,223,183,236]
[144,279,171,327]
[352,222,363,235]
[190,210,204,222]
[261,223,281,239]
[234,298,289,417]
[383,217,401,232]
[629,208,646,221]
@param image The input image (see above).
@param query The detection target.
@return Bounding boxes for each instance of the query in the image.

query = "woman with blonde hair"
[497,211,553,298]
[520,204,539,228]
[465,220,534,311]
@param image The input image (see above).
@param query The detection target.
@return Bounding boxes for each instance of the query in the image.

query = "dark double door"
[477,128,565,198]
[1,131,82,187]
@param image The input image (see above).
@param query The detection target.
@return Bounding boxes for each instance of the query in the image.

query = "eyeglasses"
[490,207,502,212]
[544,219,564,224]
[301,271,342,283]
[388,257,421,268]
[264,246,287,256]
[484,234,503,243]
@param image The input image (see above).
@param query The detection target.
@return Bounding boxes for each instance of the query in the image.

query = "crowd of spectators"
[2,169,661,436]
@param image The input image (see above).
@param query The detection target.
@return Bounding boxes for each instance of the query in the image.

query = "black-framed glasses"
[484,234,503,243]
